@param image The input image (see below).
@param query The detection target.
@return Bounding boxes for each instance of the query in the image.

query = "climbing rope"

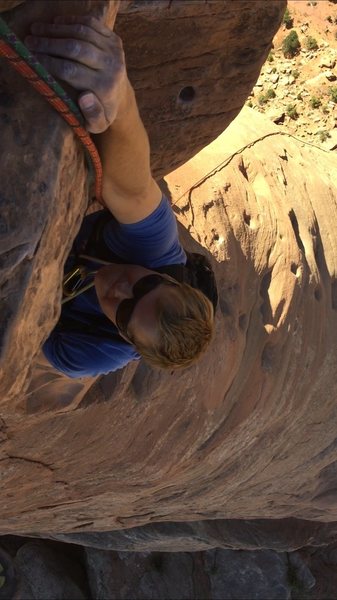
[0,16,104,205]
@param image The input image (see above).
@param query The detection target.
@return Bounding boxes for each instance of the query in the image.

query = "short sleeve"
[43,331,140,378]
[103,195,186,268]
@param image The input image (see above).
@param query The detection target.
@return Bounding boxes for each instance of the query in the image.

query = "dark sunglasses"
[115,273,178,340]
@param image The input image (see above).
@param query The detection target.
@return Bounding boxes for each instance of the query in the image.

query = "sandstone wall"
[0,109,336,535]
[0,0,286,402]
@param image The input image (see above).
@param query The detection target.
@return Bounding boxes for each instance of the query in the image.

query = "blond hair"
[133,282,214,370]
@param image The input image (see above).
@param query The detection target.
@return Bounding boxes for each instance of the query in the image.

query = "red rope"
[0,38,104,205]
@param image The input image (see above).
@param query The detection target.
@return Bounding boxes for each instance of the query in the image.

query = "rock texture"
[0,0,120,402]
[0,109,336,539]
[0,536,299,600]
[0,0,285,402]
[8,533,337,600]
[116,0,287,177]
[84,547,292,600]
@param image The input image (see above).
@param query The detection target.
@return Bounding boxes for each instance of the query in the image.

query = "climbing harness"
[0,16,104,204]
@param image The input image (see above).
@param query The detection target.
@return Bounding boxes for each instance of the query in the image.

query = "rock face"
[116,0,287,177]
[0,109,336,539]
[0,0,285,402]
[0,0,120,402]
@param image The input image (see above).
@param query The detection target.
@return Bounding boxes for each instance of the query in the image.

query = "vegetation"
[309,96,322,109]
[305,35,318,51]
[286,104,299,120]
[330,86,337,103]
[317,130,331,143]
[322,104,329,114]
[282,8,293,29]
[267,52,274,63]
[297,92,303,101]
[247,100,253,108]
[291,69,300,80]
[282,30,301,58]
[258,88,276,105]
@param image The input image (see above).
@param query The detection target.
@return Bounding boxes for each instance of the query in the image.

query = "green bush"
[283,8,294,29]
[282,30,301,58]
[309,96,322,109]
[330,86,337,103]
[267,52,274,63]
[297,92,303,100]
[291,69,300,80]
[286,104,299,120]
[322,104,329,114]
[305,35,318,51]
[266,88,276,99]
[317,130,331,143]
[247,100,253,108]
[258,88,276,105]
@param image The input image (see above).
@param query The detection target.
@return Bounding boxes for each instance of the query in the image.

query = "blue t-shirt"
[43,196,186,378]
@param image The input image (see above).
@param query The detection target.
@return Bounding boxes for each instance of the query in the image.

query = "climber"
[24,15,216,378]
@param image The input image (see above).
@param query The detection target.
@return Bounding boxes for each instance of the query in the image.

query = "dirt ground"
[247,0,337,148]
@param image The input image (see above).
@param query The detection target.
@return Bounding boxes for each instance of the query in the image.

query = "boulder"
[0,109,336,538]
[0,0,286,402]
[14,541,89,599]
[322,128,337,151]
[319,56,336,69]
[84,547,292,600]
[324,70,337,82]
[265,107,285,124]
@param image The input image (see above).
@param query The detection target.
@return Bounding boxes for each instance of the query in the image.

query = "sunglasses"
[115,273,178,340]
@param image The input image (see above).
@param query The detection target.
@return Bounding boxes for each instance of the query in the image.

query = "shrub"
[247,100,253,108]
[258,88,276,105]
[305,35,318,51]
[317,130,331,143]
[297,92,303,100]
[268,52,274,63]
[266,88,276,99]
[287,104,299,119]
[309,96,321,109]
[282,30,301,58]
[322,104,329,114]
[283,8,294,29]
[329,86,337,103]
[291,69,300,80]
[271,67,277,74]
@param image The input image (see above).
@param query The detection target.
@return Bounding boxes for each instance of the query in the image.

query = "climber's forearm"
[24,17,161,222]
[93,80,162,223]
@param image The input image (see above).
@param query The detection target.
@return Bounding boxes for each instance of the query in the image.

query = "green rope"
[0,15,83,122]
[0,16,100,193]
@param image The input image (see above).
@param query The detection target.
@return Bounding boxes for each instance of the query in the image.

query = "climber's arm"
[92,78,162,224]
[25,15,161,224]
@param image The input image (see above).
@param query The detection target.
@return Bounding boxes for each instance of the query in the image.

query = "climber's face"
[95,264,178,344]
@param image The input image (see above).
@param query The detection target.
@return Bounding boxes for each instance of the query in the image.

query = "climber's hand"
[25,16,127,134]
